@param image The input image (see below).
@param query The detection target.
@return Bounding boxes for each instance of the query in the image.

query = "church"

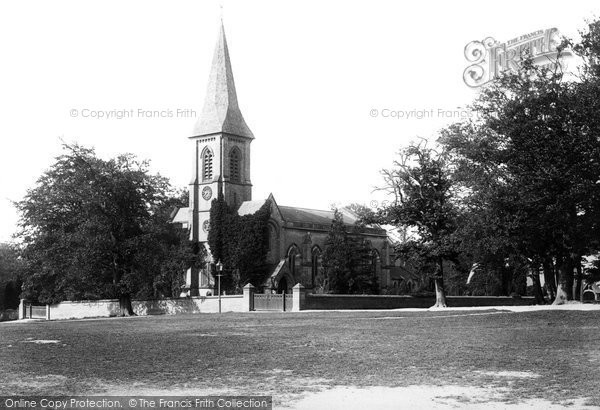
[173,22,403,296]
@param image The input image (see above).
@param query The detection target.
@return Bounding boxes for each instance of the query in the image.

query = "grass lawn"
[0,309,599,407]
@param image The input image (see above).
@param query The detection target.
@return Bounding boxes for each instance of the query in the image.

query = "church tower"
[190,22,254,247]
[186,22,253,295]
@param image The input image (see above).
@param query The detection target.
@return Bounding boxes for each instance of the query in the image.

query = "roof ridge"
[278,204,335,213]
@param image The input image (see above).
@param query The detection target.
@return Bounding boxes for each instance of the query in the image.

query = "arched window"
[230,147,241,183]
[287,245,300,277]
[289,252,296,276]
[371,249,381,278]
[202,148,213,181]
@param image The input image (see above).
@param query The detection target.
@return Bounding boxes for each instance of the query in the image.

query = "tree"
[322,209,348,293]
[439,118,547,301]
[322,208,378,294]
[376,142,458,307]
[0,243,24,310]
[207,193,231,269]
[16,144,202,315]
[441,25,600,304]
[131,189,201,299]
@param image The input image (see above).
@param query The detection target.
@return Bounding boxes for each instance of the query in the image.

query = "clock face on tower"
[202,186,212,201]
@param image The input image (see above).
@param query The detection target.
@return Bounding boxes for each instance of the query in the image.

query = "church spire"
[192,22,254,139]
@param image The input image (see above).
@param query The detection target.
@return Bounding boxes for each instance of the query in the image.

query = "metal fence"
[253,293,293,311]
[24,303,47,319]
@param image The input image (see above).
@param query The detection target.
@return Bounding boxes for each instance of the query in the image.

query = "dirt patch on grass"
[3,374,69,390]
[288,385,593,409]
[84,373,334,407]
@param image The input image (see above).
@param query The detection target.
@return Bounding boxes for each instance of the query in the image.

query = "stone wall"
[133,295,246,316]
[47,299,121,320]
[45,296,248,320]
[17,285,536,321]
[303,294,535,310]
[21,285,254,320]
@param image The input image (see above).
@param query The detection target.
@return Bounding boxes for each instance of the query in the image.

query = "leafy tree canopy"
[0,243,25,310]
[440,20,600,303]
[16,144,203,313]
[375,142,458,306]
[322,208,378,294]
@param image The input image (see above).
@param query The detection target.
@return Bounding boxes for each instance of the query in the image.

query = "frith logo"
[463,28,570,88]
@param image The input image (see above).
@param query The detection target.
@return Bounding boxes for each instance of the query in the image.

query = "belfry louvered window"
[203,149,213,181]
[230,148,241,182]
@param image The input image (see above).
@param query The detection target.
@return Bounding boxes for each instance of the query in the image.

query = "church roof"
[238,195,386,236]
[171,207,189,224]
[192,22,254,139]
[237,200,268,216]
[278,206,356,226]
[278,205,386,236]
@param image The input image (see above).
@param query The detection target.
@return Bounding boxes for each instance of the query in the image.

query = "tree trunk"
[432,258,447,308]
[542,258,556,301]
[119,294,135,316]
[552,255,572,305]
[531,266,546,305]
[573,256,582,301]
[565,256,574,302]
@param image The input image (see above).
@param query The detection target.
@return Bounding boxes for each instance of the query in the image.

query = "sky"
[0,0,598,242]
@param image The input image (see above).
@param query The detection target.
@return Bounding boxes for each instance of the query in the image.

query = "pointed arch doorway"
[277,277,288,294]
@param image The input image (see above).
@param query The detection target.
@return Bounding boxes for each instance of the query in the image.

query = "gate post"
[243,283,255,312]
[292,283,305,312]
[18,299,26,320]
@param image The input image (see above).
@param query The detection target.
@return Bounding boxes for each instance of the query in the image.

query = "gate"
[253,293,293,311]
[24,303,47,319]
